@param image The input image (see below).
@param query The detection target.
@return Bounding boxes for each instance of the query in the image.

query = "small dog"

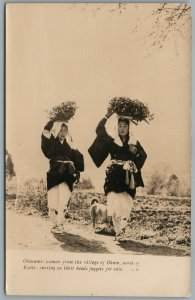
[90,197,108,229]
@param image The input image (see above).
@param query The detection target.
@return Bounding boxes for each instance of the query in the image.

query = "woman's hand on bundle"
[105,107,114,119]
[44,119,54,131]
[129,144,137,155]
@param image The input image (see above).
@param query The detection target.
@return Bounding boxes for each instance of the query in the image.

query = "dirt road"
[6,209,187,256]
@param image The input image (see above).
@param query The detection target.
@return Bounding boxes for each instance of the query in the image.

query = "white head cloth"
[51,121,76,149]
[105,113,137,147]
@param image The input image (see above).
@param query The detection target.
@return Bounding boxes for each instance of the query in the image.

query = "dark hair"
[118,117,129,126]
[61,123,68,130]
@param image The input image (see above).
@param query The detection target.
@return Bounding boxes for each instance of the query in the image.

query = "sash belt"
[109,160,138,189]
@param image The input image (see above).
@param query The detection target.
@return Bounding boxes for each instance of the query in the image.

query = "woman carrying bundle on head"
[41,102,84,234]
[88,97,152,243]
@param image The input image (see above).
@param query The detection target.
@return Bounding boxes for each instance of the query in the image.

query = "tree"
[129,3,191,58]
[146,170,165,195]
[146,163,170,195]
[6,150,16,177]
[92,3,191,50]
[63,4,191,52]
[149,3,191,49]
[166,174,180,196]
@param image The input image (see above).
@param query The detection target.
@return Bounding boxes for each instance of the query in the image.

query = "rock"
[140,230,156,239]
[176,238,186,245]
[185,220,191,225]
[175,220,181,225]
[156,224,164,230]
[64,211,71,218]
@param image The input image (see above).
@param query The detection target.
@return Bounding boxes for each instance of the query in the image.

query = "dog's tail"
[90,197,99,206]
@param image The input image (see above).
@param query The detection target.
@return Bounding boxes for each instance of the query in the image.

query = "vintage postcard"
[6,3,191,296]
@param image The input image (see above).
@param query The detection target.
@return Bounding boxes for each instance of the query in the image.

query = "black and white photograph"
[5,3,191,296]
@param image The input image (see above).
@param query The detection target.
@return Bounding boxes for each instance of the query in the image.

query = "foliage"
[6,150,16,177]
[14,176,94,214]
[179,180,191,197]
[150,3,191,49]
[6,176,17,199]
[9,166,190,218]
[16,178,48,214]
[146,169,191,197]
[75,177,94,190]
[108,97,154,124]
[166,174,180,196]
[46,101,77,122]
[146,170,166,195]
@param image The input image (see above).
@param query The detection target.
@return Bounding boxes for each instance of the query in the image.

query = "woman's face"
[58,125,68,140]
[118,121,129,137]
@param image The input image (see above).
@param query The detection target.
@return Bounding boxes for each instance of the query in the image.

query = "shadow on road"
[53,231,111,253]
[53,231,189,256]
[118,240,189,256]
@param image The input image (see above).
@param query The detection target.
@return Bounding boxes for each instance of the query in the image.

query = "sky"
[6,3,191,191]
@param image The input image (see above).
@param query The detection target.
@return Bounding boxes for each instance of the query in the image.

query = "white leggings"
[107,191,133,235]
[47,182,71,226]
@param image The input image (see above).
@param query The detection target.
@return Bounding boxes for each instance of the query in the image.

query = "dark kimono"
[88,117,147,198]
[41,133,84,192]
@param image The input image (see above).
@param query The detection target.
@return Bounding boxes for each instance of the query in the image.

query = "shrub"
[146,168,191,197]
[16,178,47,213]
[146,170,165,195]
[166,174,180,196]
[75,177,94,190]
[179,180,191,197]
[6,176,17,199]
[6,150,16,177]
